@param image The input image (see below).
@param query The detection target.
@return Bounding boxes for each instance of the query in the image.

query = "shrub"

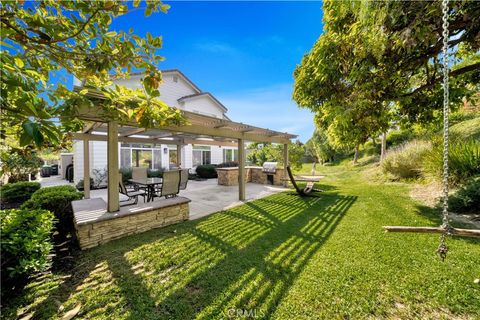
[423,138,480,185]
[1,208,54,289]
[0,150,43,183]
[21,186,83,234]
[448,177,480,214]
[196,164,218,179]
[147,168,164,178]
[386,130,414,148]
[382,140,431,180]
[76,178,94,191]
[217,161,239,168]
[119,167,132,184]
[450,117,480,140]
[0,181,41,207]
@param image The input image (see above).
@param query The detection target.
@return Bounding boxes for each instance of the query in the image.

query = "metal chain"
[437,0,450,261]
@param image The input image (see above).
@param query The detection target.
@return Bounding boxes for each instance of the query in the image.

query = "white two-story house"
[72,69,239,183]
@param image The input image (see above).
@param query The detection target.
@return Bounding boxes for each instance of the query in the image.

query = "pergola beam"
[120,128,146,137]
[82,122,100,134]
[76,107,294,144]
[72,133,237,147]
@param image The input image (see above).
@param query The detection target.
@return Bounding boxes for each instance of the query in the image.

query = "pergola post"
[176,144,182,167]
[283,143,289,187]
[83,138,90,199]
[238,138,246,201]
[107,121,119,212]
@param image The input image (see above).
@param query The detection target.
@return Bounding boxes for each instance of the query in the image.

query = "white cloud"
[218,84,315,142]
[194,41,239,54]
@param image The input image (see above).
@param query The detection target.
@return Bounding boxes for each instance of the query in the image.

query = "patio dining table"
[128,177,163,202]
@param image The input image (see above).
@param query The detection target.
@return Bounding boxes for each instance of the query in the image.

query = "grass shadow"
[153,192,356,318]
[3,191,357,319]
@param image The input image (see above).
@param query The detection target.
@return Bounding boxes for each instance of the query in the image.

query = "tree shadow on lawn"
[5,191,356,319]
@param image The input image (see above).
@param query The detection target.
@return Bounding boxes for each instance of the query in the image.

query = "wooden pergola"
[73,104,297,213]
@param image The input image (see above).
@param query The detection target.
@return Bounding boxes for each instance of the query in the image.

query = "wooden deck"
[72,197,190,249]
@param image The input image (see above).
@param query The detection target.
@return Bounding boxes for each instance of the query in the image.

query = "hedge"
[196,165,218,179]
[1,208,54,289]
[0,181,41,206]
[21,186,83,234]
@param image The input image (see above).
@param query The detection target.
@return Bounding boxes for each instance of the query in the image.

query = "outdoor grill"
[262,162,278,184]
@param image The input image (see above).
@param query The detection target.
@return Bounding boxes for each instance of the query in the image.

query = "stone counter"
[217,166,285,186]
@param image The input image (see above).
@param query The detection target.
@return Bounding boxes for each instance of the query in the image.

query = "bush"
[196,164,218,179]
[0,181,41,207]
[0,150,43,183]
[119,167,132,184]
[382,140,431,180]
[21,186,83,234]
[1,208,54,289]
[423,138,480,185]
[147,168,164,178]
[450,117,480,140]
[216,161,239,168]
[76,178,94,191]
[386,130,415,148]
[448,177,480,214]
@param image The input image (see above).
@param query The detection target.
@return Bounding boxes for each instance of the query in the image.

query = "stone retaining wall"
[73,198,190,249]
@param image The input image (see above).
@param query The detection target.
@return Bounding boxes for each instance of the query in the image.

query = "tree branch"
[49,8,102,43]
[401,62,480,97]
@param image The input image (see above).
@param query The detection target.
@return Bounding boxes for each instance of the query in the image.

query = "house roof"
[110,69,202,93]
[178,92,228,112]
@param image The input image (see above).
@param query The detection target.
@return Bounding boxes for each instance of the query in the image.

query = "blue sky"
[111,1,324,142]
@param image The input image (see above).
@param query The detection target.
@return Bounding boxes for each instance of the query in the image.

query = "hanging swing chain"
[438,0,451,261]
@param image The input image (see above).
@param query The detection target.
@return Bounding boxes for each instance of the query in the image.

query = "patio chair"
[157,170,180,199]
[179,169,189,190]
[119,173,146,205]
[132,167,148,191]
[286,166,323,197]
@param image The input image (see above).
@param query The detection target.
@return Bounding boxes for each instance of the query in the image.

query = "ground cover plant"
[2,164,479,319]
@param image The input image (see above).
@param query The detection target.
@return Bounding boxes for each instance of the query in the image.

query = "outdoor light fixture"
[163,147,168,154]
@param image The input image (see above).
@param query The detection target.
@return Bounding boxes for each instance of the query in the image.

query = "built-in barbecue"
[262,162,277,185]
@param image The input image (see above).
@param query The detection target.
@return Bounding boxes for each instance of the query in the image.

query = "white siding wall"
[113,72,198,109]
[160,144,170,169]
[182,144,193,169]
[211,146,223,164]
[73,140,107,184]
[73,140,83,183]
[159,74,198,108]
[92,141,108,172]
[181,95,224,118]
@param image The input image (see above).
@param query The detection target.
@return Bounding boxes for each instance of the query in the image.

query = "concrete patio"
[91,179,287,220]
[41,176,288,220]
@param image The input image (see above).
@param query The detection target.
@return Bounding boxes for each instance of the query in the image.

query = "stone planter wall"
[73,197,190,250]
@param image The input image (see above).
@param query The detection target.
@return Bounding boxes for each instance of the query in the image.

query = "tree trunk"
[380,132,387,161]
[353,144,360,165]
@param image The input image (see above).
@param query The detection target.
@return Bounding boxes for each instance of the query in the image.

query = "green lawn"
[3,164,480,319]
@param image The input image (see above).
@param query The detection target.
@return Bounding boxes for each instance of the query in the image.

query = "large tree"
[294,0,480,161]
[1,0,184,149]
